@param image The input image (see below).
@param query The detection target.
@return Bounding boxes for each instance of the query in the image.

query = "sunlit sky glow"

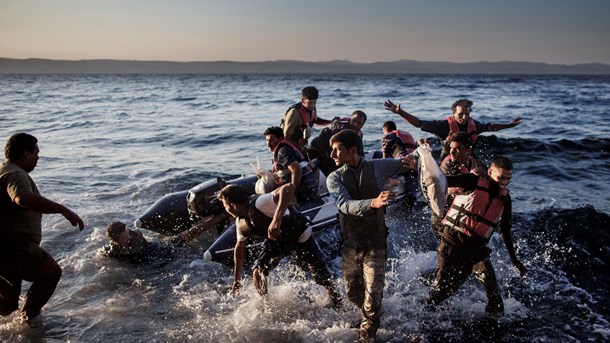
[1,0,609,64]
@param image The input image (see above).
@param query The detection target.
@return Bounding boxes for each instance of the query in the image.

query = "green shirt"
[0,161,42,244]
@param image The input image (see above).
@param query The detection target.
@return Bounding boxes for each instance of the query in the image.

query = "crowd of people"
[223,86,527,342]
[1,86,527,342]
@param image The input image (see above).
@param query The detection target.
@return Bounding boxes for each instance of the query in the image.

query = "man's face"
[265,134,280,151]
[302,98,317,111]
[449,141,469,162]
[349,115,365,132]
[117,229,130,247]
[330,142,355,167]
[453,105,471,125]
[488,166,513,188]
[22,144,40,173]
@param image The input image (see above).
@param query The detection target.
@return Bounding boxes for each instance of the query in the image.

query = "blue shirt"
[326,157,411,216]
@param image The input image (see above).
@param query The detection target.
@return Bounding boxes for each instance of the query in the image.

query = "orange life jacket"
[446,116,478,143]
[442,178,508,240]
[297,104,317,130]
[392,130,416,153]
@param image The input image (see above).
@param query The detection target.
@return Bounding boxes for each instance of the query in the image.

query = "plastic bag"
[417,143,447,217]
[250,156,276,194]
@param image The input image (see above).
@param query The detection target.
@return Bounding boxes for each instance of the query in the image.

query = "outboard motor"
[186,175,258,221]
[186,175,259,234]
[136,174,259,236]
[186,177,226,222]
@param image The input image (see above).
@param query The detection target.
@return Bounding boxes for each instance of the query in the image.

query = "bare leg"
[252,267,268,296]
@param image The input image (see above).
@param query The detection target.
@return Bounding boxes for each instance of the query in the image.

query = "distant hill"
[1,58,610,75]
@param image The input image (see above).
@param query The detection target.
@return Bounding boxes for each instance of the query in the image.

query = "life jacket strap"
[447,203,498,231]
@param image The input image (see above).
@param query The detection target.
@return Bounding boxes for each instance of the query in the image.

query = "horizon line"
[2,57,609,66]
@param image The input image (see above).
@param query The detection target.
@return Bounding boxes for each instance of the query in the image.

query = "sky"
[1,0,609,64]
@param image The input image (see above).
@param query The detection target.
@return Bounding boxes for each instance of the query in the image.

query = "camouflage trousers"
[341,237,387,338]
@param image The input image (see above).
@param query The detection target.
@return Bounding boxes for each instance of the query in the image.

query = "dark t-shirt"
[0,161,42,244]
[101,231,175,265]
[275,145,300,184]
[420,118,490,140]
[102,230,148,257]
[381,131,415,158]
[421,118,490,160]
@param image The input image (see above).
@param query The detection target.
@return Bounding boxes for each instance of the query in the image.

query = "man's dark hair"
[301,86,319,100]
[491,156,513,170]
[329,129,362,155]
[451,99,473,112]
[106,222,127,242]
[352,110,367,123]
[447,132,474,149]
[383,121,397,132]
[217,185,250,205]
[5,133,38,160]
[264,126,284,139]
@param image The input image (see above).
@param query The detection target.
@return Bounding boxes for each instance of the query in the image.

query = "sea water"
[0,73,609,342]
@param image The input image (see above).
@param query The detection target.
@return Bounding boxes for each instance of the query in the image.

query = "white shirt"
[236,193,311,243]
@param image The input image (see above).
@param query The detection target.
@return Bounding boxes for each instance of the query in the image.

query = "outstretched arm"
[173,212,229,244]
[384,99,422,128]
[314,116,332,126]
[488,117,523,131]
[15,191,84,230]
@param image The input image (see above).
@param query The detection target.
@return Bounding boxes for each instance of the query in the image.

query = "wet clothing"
[326,157,411,338]
[236,193,334,290]
[0,161,56,319]
[420,117,490,161]
[0,241,60,319]
[430,229,504,314]
[101,240,174,265]
[381,130,416,158]
[101,229,149,259]
[101,228,178,265]
[428,173,512,315]
[273,140,319,202]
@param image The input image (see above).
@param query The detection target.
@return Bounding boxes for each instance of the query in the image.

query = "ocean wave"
[475,135,610,155]
[515,206,609,300]
[171,96,197,102]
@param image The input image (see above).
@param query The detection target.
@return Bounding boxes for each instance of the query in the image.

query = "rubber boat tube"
[135,151,418,266]
[134,175,256,235]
